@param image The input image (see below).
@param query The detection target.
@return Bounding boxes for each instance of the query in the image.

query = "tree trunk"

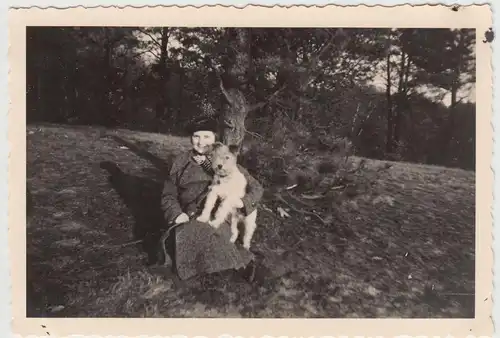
[64,37,78,122]
[394,53,411,145]
[156,28,170,120]
[441,30,464,163]
[385,52,394,154]
[393,52,405,144]
[272,34,295,121]
[397,51,406,93]
[220,28,252,151]
[293,29,345,122]
[175,64,184,127]
[101,42,114,126]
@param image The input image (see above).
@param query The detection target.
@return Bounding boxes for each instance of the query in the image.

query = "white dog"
[196,142,258,250]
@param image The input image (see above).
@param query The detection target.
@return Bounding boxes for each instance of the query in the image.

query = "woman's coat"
[160,151,264,280]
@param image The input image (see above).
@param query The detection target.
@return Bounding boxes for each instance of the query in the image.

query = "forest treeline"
[26,27,475,171]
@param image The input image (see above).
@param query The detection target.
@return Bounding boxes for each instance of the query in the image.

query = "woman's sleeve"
[161,155,186,225]
[238,166,264,216]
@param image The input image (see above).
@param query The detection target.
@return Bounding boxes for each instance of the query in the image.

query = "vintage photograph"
[24,24,480,319]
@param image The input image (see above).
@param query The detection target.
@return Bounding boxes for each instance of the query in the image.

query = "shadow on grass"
[108,135,173,173]
[99,160,171,266]
[100,135,181,266]
[27,121,190,138]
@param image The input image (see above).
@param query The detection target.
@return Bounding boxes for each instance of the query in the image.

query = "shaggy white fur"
[197,142,258,250]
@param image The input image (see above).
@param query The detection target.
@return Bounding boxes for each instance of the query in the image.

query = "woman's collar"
[189,149,211,164]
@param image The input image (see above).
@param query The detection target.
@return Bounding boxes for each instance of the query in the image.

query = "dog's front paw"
[208,219,222,229]
[234,198,244,209]
[230,233,238,243]
[196,215,210,223]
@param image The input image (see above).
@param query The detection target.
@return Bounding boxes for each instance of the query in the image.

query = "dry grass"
[26,123,475,318]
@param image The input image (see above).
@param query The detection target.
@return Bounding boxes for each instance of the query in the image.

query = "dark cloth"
[185,115,219,135]
[198,157,214,174]
[174,220,254,280]
[160,150,264,280]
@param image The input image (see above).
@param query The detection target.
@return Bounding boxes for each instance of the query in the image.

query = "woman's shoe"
[155,243,173,267]
[239,259,257,283]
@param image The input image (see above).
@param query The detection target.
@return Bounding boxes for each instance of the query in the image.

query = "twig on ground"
[259,206,281,221]
[95,239,144,250]
[275,193,327,225]
[286,191,315,207]
[300,193,324,200]
[290,239,305,249]
[298,184,346,200]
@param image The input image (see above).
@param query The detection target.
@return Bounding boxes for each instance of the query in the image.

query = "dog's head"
[210,142,239,176]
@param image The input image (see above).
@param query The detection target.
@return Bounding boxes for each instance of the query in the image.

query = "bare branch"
[224,119,235,128]
[301,29,349,89]
[131,50,153,59]
[244,128,264,139]
[138,28,163,49]
[219,80,245,109]
[146,49,161,60]
[246,83,288,113]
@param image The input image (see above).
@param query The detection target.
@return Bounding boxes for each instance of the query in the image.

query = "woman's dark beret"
[185,116,219,135]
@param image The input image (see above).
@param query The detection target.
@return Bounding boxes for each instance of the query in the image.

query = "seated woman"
[156,115,264,283]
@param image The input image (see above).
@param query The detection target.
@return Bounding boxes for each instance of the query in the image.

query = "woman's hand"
[233,198,244,209]
[174,213,190,224]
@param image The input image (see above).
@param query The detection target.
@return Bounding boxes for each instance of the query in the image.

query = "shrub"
[240,114,356,194]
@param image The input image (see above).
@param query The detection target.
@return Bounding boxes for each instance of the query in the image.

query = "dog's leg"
[229,213,240,243]
[197,189,218,223]
[242,210,258,250]
[209,198,233,229]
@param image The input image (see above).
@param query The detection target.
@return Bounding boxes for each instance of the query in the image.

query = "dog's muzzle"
[214,170,228,177]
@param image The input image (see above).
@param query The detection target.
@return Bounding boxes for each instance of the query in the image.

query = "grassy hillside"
[26,123,475,318]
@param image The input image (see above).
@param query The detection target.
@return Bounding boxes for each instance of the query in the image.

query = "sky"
[369,67,476,107]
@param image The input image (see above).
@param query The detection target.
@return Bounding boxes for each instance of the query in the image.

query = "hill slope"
[26,124,475,318]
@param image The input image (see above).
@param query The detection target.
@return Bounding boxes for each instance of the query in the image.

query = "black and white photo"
[8,4,493,336]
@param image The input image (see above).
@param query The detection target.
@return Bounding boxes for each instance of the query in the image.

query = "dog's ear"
[212,141,224,150]
[228,144,240,154]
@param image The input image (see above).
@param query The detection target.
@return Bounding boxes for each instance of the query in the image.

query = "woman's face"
[191,130,216,154]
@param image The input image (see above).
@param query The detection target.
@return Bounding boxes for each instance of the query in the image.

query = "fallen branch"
[275,193,327,225]
[286,190,315,207]
[300,193,325,200]
[94,239,144,250]
[259,205,281,220]
[299,185,346,201]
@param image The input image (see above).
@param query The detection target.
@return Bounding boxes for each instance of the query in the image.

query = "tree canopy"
[26,27,476,170]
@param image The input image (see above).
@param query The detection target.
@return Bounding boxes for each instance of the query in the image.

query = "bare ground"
[26,123,475,318]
